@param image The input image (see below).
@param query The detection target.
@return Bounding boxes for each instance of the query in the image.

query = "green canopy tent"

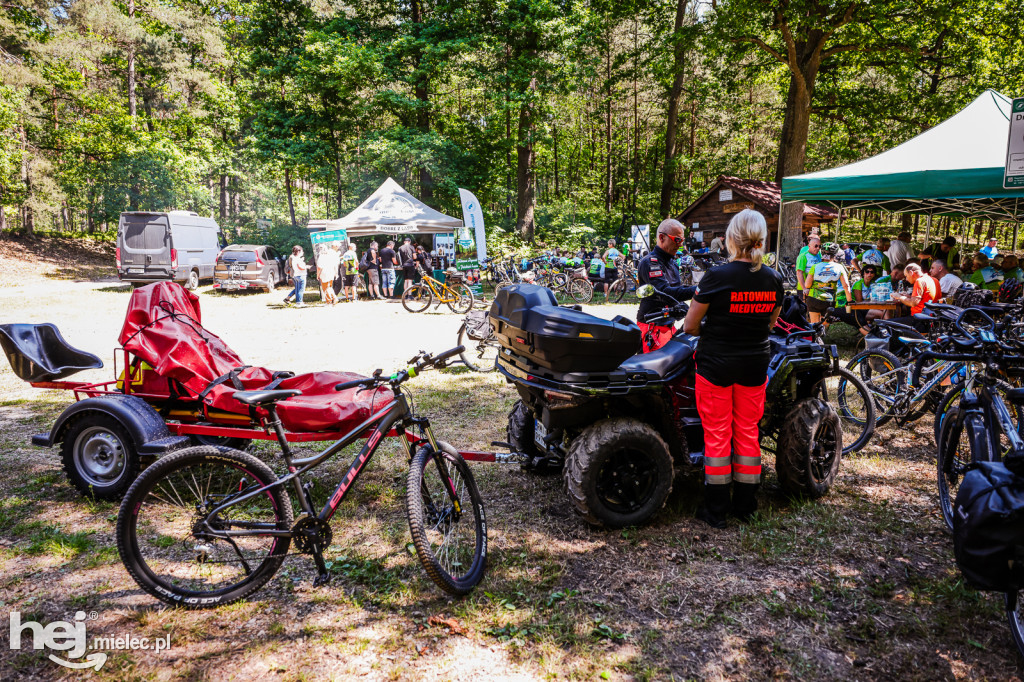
[781,90,1024,249]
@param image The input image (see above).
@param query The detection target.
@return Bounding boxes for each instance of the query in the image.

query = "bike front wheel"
[406,442,487,596]
[457,324,499,372]
[446,283,475,314]
[403,284,433,313]
[936,408,987,532]
[569,278,593,304]
[845,348,904,427]
[815,367,876,454]
[608,278,627,303]
[116,446,293,608]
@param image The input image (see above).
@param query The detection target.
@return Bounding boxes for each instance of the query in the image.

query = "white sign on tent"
[1005,97,1024,188]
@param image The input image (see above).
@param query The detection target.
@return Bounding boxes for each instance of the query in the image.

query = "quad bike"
[492,284,868,528]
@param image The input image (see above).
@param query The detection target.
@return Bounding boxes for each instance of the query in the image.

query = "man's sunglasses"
[661,233,684,245]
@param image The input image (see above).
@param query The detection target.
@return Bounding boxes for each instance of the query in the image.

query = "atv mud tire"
[776,398,842,499]
[564,418,673,528]
[507,400,539,459]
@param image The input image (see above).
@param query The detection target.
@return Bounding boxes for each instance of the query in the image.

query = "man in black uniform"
[637,218,697,352]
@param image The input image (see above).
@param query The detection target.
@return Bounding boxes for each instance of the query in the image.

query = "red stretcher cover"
[118,282,392,432]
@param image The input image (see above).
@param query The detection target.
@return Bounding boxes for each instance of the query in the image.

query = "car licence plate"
[534,419,547,449]
[229,264,247,272]
[127,268,142,274]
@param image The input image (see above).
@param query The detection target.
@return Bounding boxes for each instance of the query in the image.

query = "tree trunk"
[604,41,613,213]
[285,166,297,229]
[775,52,820,259]
[127,0,137,120]
[516,78,538,243]
[553,124,559,197]
[660,0,689,218]
[410,0,433,203]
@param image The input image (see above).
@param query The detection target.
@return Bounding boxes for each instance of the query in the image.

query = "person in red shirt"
[890,263,939,329]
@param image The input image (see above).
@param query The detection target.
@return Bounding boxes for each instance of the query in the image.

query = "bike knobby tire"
[818,367,875,454]
[446,283,475,314]
[457,324,499,372]
[116,445,293,608]
[406,442,487,595]
[936,408,989,532]
[846,348,904,426]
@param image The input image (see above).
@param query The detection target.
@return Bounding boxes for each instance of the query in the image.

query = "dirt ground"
[0,234,1022,681]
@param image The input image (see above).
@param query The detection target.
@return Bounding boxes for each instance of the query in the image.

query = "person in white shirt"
[709,234,725,255]
[316,243,341,305]
[887,231,912,266]
[929,258,962,302]
[283,245,308,307]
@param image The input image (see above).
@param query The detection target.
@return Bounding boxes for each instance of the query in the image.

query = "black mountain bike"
[116,347,487,608]
[922,309,1024,659]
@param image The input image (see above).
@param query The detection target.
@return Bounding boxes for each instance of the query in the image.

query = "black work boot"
[731,482,760,522]
[696,483,731,529]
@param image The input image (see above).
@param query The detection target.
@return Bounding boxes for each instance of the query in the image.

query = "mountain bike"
[403,266,475,314]
[116,347,487,607]
[917,309,1024,659]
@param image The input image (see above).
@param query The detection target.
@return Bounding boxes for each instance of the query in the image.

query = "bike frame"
[203,390,453,539]
[953,377,1024,464]
[867,349,965,409]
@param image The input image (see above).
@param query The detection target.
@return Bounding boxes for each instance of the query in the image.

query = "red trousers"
[638,322,675,353]
[695,373,766,484]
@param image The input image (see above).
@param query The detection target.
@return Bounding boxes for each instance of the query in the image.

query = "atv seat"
[618,338,695,379]
[0,323,103,382]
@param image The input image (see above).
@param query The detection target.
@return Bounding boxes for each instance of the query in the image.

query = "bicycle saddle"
[232,389,302,406]
[1007,387,1024,404]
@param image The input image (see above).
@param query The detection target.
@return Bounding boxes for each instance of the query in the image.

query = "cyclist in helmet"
[803,242,853,324]
[967,252,1004,291]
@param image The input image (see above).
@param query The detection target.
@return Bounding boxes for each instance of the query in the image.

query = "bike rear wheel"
[608,278,627,303]
[403,284,433,313]
[116,446,293,608]
[1007,592,1024,660]
[457,324,499,372]
[406,442,487,596]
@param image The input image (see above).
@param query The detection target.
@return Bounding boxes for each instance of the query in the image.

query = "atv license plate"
[534,419,547,449]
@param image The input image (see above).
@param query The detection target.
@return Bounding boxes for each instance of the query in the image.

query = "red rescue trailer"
[1,283,512,500]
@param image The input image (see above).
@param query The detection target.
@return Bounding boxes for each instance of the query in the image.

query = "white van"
[116,211,224,289]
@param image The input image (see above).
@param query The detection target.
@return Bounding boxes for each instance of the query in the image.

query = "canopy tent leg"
[1014,223,1019,254]
[923,214,932,250]
[835,203,843,244]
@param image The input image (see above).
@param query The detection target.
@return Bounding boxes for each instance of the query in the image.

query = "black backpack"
[358,252,370,274]
[953,461,1024,592]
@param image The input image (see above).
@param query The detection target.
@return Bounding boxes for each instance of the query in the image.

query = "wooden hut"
[678,176,837,250]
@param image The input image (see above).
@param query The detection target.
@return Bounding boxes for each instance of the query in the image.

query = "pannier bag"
[464,310,492,340]
[953,461,1024,592]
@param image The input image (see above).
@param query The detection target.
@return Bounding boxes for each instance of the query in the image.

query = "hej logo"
[9,611,107,670]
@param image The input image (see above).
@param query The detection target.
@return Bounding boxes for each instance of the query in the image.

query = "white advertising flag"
[458,188,487,262]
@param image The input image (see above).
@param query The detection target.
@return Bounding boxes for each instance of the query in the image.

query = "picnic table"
[848,301,903,312]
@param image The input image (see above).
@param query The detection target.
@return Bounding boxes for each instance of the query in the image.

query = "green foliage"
[4,0,1024,247]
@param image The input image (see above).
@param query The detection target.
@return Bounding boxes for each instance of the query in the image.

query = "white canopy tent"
[307,177,463,237]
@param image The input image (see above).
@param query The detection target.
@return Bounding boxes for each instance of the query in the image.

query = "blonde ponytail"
[726,209,768,272]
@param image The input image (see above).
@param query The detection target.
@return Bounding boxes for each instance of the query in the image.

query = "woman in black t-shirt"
[682,209,784,528]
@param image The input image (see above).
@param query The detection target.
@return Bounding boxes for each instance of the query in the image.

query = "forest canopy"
[3,0,1024,252]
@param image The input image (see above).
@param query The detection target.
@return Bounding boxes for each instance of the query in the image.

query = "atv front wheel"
[776,398,842,499]
[564,418,673,528]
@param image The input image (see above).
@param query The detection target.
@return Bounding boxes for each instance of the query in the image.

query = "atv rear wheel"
[776,398,842,499]
[507,400,539,460]
[564,418,673,528]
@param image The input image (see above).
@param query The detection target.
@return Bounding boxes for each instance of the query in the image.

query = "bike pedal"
[313,572,332,587]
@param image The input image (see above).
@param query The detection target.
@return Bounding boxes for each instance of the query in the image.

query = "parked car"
[213,244,287,292]
[116,211,223,289]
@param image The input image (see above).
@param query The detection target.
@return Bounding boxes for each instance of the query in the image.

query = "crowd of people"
[792,230,1022,334]
[282,236,446,307]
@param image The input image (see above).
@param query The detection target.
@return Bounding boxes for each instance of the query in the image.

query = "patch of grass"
[13,520,95,558]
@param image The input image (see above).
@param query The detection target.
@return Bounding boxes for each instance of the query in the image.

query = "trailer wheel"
[61,414,140,500]
[565,418,673,528]
[185,269,200,290]
[776,398,842,499]
[189,435,252,451]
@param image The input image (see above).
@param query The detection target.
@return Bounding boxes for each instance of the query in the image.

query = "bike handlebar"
[911,349,1024,386]
[335,346,465,391]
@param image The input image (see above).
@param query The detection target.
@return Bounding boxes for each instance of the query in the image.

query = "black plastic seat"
[232,389,302,406]
[1007,387,1024,404]
[0,323,103,382]
[925,302,957,312]
[618,339,694,378]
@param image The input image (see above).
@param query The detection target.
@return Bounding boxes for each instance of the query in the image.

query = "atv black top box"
[489,284,642,372]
